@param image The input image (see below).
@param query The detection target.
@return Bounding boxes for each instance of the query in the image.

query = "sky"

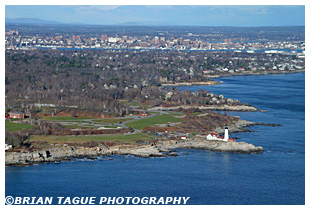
[5,5,305,27]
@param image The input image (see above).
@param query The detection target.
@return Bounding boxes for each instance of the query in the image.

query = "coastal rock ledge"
[5,140,263,166]
[167,140,264,154]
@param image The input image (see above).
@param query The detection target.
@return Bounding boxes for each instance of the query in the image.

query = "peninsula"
[5,25,302,166]
[5,110,266,166]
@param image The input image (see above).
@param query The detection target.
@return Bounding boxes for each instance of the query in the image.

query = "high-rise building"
[154,36,159,44]
[224,38,232,44]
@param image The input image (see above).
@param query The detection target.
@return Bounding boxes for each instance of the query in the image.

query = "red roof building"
[207,126,235,142]
[9,111,25,119]
[228,138,235,142]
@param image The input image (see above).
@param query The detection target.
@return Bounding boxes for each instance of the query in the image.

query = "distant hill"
[5,18,60,25]
[6,17,176,26]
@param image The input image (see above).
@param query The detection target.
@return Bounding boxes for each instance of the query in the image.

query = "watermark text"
[5,196,190,205]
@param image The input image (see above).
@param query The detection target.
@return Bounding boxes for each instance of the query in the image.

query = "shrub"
[5,131,31,148]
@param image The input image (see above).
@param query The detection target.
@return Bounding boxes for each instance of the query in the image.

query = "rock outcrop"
[148,104,257,112]
[5,139,263,166]
[166,140,264,154]
[5,146,110,166]
[161,81,221,86]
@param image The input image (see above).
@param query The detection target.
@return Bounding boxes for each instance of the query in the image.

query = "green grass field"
[30,133,153,144]
[191,112,204,115]
[92,118,133,124]
[125,114,184,130]
[41,116,133,124]
[5,120,34,131]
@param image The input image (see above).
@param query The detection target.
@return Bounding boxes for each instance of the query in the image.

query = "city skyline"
[5,5,305,27]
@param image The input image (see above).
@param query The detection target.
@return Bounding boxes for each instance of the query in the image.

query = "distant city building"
[100,34,108,42]
[154,36,159,44]
[108,37,121,43]
[224,38,232,44]
[6,30,19,36]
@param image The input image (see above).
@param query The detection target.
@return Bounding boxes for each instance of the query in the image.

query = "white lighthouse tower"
[224,125,229,142]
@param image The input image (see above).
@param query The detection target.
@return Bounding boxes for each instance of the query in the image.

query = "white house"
[5,144,12,151]
[206,132,220,140]
[207,125,235,142]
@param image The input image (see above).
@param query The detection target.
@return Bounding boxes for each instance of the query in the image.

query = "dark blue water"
[5,73,305,205]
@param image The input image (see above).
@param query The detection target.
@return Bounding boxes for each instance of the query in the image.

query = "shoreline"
[6,70,295,167]
[204,69,305,79]
[148,104,258,112]
[5,113,270,167]
[161,80,222,87]
[5,139,264,167]
[160,70,304,86]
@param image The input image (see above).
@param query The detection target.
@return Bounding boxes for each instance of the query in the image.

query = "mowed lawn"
[5,120,34,131]
[41,116,133,124]
[125,114,184,130]
[30,133,153,144]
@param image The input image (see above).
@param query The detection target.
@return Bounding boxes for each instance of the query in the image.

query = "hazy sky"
[5,5,305,26]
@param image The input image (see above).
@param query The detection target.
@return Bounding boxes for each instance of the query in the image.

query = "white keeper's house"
[206,125,235,142]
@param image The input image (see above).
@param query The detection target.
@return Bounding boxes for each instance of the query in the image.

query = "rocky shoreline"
[5,117,268,166]
[160,70,304,86]
[5,139,263,166]
[205,69,305,79]
[149,104,258,112]
[161,81,222,86]
[165,140,264,154]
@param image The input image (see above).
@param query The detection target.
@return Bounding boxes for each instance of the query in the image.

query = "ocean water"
[5,72,305,205]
